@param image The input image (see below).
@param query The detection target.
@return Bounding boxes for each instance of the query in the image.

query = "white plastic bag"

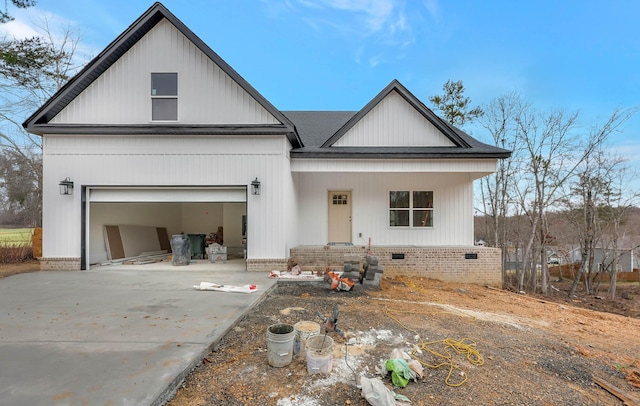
[361,376,396,406]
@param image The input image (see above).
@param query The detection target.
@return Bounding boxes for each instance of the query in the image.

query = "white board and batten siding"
[295,172,475,247]
[41,135,296,260]
[333,91,454,147]
[50,18,279,126]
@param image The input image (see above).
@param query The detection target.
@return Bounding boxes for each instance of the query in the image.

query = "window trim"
[388,190,434,229]
[151,72,178,122]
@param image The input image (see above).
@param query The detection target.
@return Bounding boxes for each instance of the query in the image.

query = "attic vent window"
[151,73,177,121]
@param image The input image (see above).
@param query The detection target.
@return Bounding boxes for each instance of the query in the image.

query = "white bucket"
[293,321,321,357]
[305,334,334,374]
[266,323,295,367]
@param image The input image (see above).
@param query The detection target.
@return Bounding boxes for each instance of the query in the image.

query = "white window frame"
[389,190,434,228]
[151,72,178,121]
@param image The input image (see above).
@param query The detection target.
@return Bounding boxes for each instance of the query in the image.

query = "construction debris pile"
[264,303,433,405]
[270,255,385,291]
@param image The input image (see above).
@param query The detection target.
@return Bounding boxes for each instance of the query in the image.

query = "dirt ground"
[167,274,640,406]
[2,261,639,405]
[0,260,41,278]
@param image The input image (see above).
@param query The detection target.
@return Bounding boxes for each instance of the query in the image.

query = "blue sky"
[2,0,639,166]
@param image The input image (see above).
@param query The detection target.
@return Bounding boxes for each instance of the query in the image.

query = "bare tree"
[562,110,637,297]
[513,108,581,293]
[477,92,526,287]
[565,160,606,296]
[0,17,84,226]
[596,155,640,299]
[509,108,633,294]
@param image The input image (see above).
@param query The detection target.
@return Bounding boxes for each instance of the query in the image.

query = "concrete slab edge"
[152,282,279,406]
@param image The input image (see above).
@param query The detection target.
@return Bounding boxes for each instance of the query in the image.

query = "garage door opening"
[83,186,247,269]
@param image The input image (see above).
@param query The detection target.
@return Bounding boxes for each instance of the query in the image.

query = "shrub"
[0,243,33,263]
[0,228,34,263]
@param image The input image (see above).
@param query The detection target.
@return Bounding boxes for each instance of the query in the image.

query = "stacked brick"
[362,255,383,287]
[341,255,361,281]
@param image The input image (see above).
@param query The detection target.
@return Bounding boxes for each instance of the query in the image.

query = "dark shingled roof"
[282,111,356,148]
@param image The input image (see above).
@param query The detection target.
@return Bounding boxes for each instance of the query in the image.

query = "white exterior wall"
[333,91,454,147]
[281,151,298,255]
[296,172,475,246]
[42,135,294,261]
[292,158,497,180]
[51,19,279,125]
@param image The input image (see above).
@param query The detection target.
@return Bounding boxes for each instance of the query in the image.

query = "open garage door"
[83,186,247,269]
[89,187,247,203]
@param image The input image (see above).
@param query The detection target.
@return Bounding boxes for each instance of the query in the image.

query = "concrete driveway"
[0,260,276,406]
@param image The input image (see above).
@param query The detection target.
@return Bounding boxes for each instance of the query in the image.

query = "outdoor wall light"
[59,177,74,195]
[251,178,261,195]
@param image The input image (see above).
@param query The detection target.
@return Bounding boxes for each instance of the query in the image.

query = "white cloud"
[369,54,384,67]
[390,11,406,33]
[0,18,39,38]
[294,0,399,35]
[611,139,640,165]
[258,0,439,71]
[325,0,394,32]
[0,7,78,40]
[0,7,95,76]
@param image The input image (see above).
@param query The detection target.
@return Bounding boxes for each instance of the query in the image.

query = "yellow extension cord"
[384,307,484,387]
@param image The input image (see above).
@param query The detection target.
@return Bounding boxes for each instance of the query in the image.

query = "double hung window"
[389,191,433,228]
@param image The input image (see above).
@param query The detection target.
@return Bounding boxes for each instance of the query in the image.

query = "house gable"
[50,19,280,126]
[288,80,510,160]
[23,2,301,146]
[332,90,456,147]
[322,80,470,149]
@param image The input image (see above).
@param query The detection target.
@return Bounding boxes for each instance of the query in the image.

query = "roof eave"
[27,124,293,136]
[290,151,513,159]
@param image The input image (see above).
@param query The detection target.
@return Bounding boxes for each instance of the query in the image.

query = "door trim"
[327,190,352,243]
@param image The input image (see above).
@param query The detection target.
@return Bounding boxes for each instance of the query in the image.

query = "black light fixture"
[59,177,74,195]
[251,178,261,195]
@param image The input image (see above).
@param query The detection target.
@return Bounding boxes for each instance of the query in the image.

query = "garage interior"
[88,200,247,268]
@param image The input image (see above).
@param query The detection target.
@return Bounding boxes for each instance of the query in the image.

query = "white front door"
[328,191,351,243]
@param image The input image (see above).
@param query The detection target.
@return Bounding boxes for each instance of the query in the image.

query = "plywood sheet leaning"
[104,225,125,260]
[157,227,171,252]
[104,225,170,261]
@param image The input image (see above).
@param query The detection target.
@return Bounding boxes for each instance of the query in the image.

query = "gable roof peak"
[320,79,470,148]
[22,2,301,147]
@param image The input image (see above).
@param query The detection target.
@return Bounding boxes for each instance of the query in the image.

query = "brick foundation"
[289,246,502,286]
[246,258,288,272]
[39,257,82,271]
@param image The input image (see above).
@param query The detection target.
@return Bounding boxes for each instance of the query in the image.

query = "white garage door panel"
[90,188,246,202]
